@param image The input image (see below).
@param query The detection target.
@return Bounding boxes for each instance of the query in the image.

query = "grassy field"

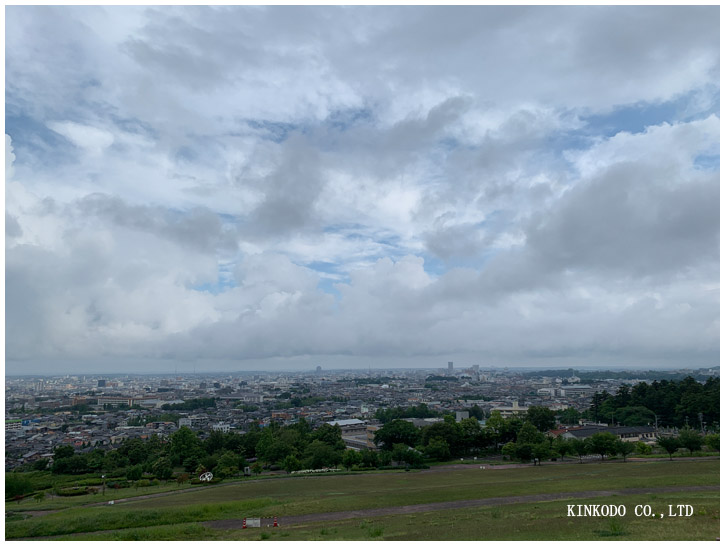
[5,481,198,512]
[6,459,719,540]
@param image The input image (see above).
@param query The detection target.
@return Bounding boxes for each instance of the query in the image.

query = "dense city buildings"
[5,364,718,470]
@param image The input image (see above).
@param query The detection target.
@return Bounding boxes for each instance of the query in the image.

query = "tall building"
[448,361,453,373]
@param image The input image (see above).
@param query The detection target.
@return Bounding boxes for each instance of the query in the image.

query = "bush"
[6,473,34,499]
[56,488,89,497]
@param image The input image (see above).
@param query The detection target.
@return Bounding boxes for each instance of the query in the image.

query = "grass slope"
[6,459,719,540]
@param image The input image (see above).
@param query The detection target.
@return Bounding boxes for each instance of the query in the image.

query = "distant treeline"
[161,398,216,411]
[374,403,442,424]
[521,369,718,382]
[584,377,719,428]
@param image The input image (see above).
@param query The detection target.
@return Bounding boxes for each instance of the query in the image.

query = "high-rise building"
[448,361,453,373]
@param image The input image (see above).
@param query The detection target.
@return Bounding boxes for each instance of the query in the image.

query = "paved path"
[204,484,720,530]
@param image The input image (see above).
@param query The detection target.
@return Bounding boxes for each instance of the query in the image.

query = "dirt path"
[10,484,718,540]
[204,484,720,529]
[27,456,719,511]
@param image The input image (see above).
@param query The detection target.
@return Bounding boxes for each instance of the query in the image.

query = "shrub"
[56,488,89,497]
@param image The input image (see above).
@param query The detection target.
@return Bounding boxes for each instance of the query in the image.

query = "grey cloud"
[6,212,23,238]
[241,135,324,240]
[423,222,492,262]
[76,194,238,253]
[525,164,719,278]
[4,6,719,372]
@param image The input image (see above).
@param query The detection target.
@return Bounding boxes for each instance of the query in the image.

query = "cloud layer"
[5,6,719,373]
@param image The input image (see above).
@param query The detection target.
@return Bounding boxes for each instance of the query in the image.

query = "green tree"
[468,404,484,420]
[378,450,392,467]
[342,449,362,470]
[501,441,517,461]
[704,434,719,452]
[424,437,451,461]
[613,406,656,426]
[204,431,226,454]
[258,438,295,466]
[302,440,342,469]
[532,442,552,465]
[282,454,302,473]
[32,458,49,471]
[526,406,556,432]
[153,457,174,481]
[391,443,423,466]
[615,440,635,462]
[635,442,652,455]
[360,449,379,468]
[485,411,506,440]
[105,449,130,471]
[310,424,345,450]
[656,436,681,461]
[421,421,463,456]
[53,445,75,460]
[677,428,702,455]
[170,427,203,463]
[587,432,618,461]
[517,422,544,445]
[514,443,534,463]
[6,474,33,499]
[126,464,143,481]
[374,420,420,450]
[552,436,570,460]
[557,408,581,425]
[569,438,589,463]
[214,451,240,478]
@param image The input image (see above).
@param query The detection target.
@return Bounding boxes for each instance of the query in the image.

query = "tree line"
[583,377,719,428]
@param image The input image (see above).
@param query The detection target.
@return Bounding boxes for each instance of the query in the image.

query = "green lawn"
[39,491,722,541]
[6,459,719,540]
[5,481,197,512]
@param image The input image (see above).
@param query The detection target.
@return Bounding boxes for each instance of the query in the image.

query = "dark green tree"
[569,438,589,463]
[656,436,681,461]
[282,454,302,473]
[526,406,556,432]
[615,440,635,462]
[374,420,420,450]
[517,422,545,445]
[532,442,552,465]
[677,428,702,455]
[424,437,451,461]
[126,464,143,481]
[552,436,570,460]
[342,449,362,470]
[587,432,618,461]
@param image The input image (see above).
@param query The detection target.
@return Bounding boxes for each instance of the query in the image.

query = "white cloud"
[4,6,719,372]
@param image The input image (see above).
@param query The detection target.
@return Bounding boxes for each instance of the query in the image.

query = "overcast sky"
[5,6,720,375]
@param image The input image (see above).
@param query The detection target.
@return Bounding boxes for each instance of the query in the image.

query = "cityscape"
[5,4,719,542]
[6,364,719,471]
